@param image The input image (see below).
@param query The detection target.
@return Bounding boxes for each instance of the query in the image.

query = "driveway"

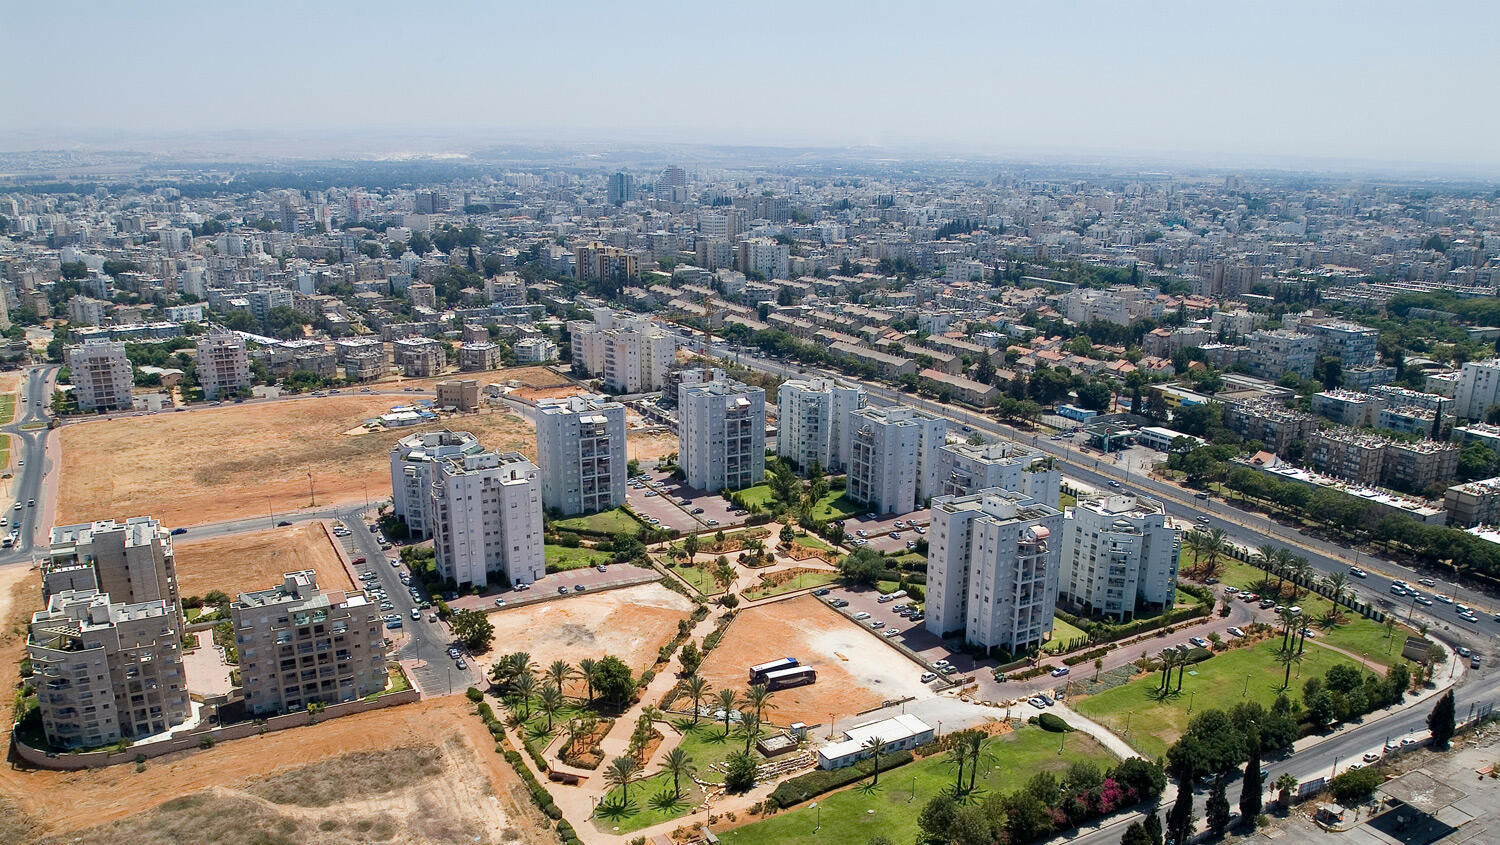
[845,509,929,554]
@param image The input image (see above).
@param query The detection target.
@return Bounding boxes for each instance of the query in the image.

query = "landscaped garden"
[595,718,771,834]
[743,568,839,601]
[1043,616,1088,653]
[552,507,643,536]
[545,544,612,572]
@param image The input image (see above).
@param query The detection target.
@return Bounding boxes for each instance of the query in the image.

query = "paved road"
[711,344,1500,649]
[0,365,58,565]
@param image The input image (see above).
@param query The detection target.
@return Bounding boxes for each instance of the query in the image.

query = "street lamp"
[810,801,821,833]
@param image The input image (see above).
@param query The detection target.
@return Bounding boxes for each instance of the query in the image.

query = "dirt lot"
[697,595,933,725]
[627,429,677,461]
[371,365,572,394]
[472,583,694,695]
[173,523,354,600]
[0,697,559,845]
[58,397,535,527]
[0,369,25,395]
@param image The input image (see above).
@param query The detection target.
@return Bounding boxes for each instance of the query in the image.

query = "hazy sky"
[5,1,1498,171]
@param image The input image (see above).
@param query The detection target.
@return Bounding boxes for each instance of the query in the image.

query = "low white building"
[818,714,934,769]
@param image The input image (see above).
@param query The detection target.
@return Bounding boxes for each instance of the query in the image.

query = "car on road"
[1418,577,1435,586]
[1457,646,1472,658]
[1029,697,1048,709]
[277,520,291,526]
[385,620,403,629]
[1349,566,1368,578]
[170,527,188,535]
[557,586,568,594]
[1050,667,1070,677]
[1108,480,1121,487]
[1436,594,1453,603]
[1415,595,1434,606]
[410,608,420,620]
[574,584,586,592]
[494,598,507,606]
[352,557,366,565]
[1194,492,1209,500]
[1189,637,1209,648]
[455,660,467,670]
[812,587,832,596]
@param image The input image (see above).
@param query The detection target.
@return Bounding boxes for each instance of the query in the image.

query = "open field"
[368,364,572,394]
[1073,638,1365,759]
[627,429,677,461]
[544,543,611,572]
[173,523,353,599]
[0,697,558,845]
[551,507,641,536]
[721,727,1115,845]
[0,369,27,395]
[0,395,14,424]
[58,397,534,526]
[472,582,694,691]
[697,595,932,725]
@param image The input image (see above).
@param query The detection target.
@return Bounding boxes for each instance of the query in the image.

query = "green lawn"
[553,507,643,536]
[791,534,833,551]
[890,551,926,568]
[597,720,763,833]
[744,569,839,601]
[723,727,1114,845]
[810,492,865,521]
[737,484,776,511]
[1059,491,1077,509]
[1073,639,1364,759]
[0,395,14,425]
[1043,616,1088,653]
[545,544,612,573]
[668,561,721,595]
[0,433,9,467]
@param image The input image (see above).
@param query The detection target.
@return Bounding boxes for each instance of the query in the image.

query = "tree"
[604,755,642,803]
[662,747,696,798]
[1166,778,1195,845]
[740,683,777,726]
[450,609,494,652]
[1276,647,1303,691]
[512,672,537,718]
[1323,571,1351,622]
[1121,822,1152,845]
[1428,690,1456,749]
[1144,811,1165,845]
[779,524,796,545]
[919,793,959,841]
[1274,773,1299,809]
[1329,765,1383,804]
[591,655,635,707]
[739,709,761,753]
[1077,379,1115,413]
[682,532,700,558]
[546,659,576,693]
[946,737,972,793]
[678,641,703,676]
[716,688,739,736]
[577,657,598,702]
[1240,740,1263,823]
[839,547,886,585]
[537,683,565,731]
[662,669,702,724]
[1206,775,1230,836]
[863,735,888,785]
[723,751,757,792]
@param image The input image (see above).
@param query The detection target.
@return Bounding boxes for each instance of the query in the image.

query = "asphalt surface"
[0,365,58,565]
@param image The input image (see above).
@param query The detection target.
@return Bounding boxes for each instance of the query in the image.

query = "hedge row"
[768,750,915,808]
[1062,644,1117,667]
[503,747,564,820]
[701,611,738,654]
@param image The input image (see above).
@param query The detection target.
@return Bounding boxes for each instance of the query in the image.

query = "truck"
[762,665,817,691]
[749,657,799,685]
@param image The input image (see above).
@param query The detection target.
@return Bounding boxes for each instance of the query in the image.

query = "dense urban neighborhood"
[3,140,1500,845]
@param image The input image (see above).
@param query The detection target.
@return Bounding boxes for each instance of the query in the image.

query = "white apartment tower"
[846,405,947,516]
[678,378,766,492]
[536,394,628,516]
[27,589,189,749]
[935,440,1060,507]
[231,570,387,716]
[1059,494,1180,621]
[1455,359,1500,421]
[777,377,866,473]
[428,451,546,588]
[389,430,484,539]
[195,327,250,400]
[65,339,133,412]
[925,489,1063,653]
[567,311,675,393]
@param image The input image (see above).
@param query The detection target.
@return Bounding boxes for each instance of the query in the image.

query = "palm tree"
[662,747,696,798]
[864,736,888,785]
[1323,572,1350,623]
[546,660,577,695]
[578,658,598,702]
[513,671,537,718]
[1199,528,1228,580]
[1275,646,1303,690]
[1185,531,1209,577]
[740,683,777,725]
[1158,648,1180,692]
[538,683,565,731]
[964,732,989,792]
[1271,548,1297,593]
[604,755,643,803]
[1094,657,1104,682]
[739,709,761,753]
[684,674,711,725]
[715,688,739,736]
[1277,606,1300,652]
[1288,556,1313,596]
[945,740,972,793]
[1251,543,1280,579]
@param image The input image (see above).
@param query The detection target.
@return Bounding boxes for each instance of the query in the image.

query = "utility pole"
[308,471,315,507]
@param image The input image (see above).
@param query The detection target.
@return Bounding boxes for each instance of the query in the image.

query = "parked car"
[812,588,832,596]
[920,672,938,683]
[1349,567,1368,578]
[352,557,366,565]
[1189,637,1209,648]
[853,611,871,620]
[1051,667,1070,677]
[1225,626,1245,638]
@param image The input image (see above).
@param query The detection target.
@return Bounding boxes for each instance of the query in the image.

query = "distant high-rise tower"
[607,172,635,205]
[656,166,689,203]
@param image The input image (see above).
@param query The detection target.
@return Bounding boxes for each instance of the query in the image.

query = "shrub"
[1063,645,1116,666]
[465,687,484,703]
[556,819,582,845]
[504,748,562,818]
[768,750,915,808]
[1038,713,1072,733]
[1329,766,1383,804]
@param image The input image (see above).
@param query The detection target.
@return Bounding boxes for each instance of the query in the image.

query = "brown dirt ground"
[369,365,572,393]
[58,397,536,527]
[0,370,25,395]
[472,583,694,696]
[0,696,559,845]
[512,384,589,402]
[697,595,910,725]
[173,523,354,600]
[627,430,677,461]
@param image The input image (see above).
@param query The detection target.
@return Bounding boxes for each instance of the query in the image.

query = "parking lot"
[626,468,750,533]
[447,562,658,613]
[844,509,930,554]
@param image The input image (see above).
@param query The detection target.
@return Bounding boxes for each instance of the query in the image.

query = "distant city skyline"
[4,1,1499,177]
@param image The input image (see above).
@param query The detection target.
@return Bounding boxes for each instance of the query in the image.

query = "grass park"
[1043,616,1088,653]
[743,569,839,601]
[721,727,1114,845]
[552,507,643,537]
[544,544,612,572]
[1073,638,1368,759]
[668,561,724,595]
[0,394,14,424]
[596,719,769,834]
[735,484,865,522]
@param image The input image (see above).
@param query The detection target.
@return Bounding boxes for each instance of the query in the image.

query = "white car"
[1225,626,1245,638]
[853,611,871,620]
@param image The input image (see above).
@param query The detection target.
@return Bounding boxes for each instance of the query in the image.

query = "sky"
[4,0,1498,173]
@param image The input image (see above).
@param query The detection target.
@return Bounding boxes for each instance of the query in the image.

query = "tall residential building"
[394,337,444,377]
[27,589,189,749]
[428,450,545,588]
[655,165,689,203]
[389,430,484,539]
[1245,329,1316,380]
[777,377,866,473]
[195,327,250,400]
[536,394,627,515]
[1455,359,1500,421]
[46,517,180,619]
[231,570,387,716]
[606,172,635,205]
[65,339,133,412]
[679,378,766,492]
[567,311,675,393]
[846,405,947,516]
[738,237,791,281]
[925,489,1063,653]
[1059,494,1180,621]
[575,241,639,283]
[934,440,1061,506]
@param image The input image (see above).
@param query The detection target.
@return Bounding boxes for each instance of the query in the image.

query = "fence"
[13,686,420,771]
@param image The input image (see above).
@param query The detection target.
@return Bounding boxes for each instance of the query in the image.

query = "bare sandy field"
[472,583,694,694]
[627,429,677,461]
[697,595,932,725]
[0,369,25,395]
[370,364,572,393]
[58,397,535,527]
[173,523,354,600]
[0,697,557,845]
